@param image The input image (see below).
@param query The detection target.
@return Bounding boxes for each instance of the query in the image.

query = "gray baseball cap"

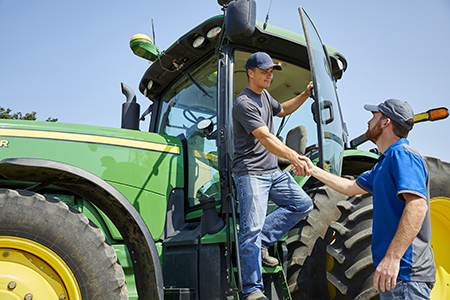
[246,52,282,71]
[364,99,414,130]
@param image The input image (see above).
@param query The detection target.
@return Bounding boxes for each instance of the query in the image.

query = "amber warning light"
[413,107,449,124]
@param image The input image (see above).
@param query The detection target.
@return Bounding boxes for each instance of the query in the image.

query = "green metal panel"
[343,149,379,160]
[0,120,184,241]
[108,182,168,240]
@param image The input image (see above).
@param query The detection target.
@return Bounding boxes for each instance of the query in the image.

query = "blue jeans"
[233,170,313,297]
[379,280,434,300]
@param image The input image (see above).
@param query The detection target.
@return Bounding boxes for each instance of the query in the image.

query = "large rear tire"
[0,189,128,300]
[326,193,377,300]
[326,156,450,300]
[286,184,348,299]
[424,157,450,299]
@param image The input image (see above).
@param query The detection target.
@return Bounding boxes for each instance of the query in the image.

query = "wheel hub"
[0,237,81,300]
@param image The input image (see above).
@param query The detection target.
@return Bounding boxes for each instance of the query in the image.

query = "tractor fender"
[342,149,379,176]
[0,157,163,300]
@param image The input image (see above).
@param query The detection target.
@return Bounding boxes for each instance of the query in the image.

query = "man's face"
[249,67,274,90]
[364,112,384,143]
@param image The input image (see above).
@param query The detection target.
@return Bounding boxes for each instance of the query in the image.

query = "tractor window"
[157,55,220,209]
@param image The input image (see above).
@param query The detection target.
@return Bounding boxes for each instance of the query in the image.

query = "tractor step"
[164,287,195,300]
[232,265,291,300]
[262,266,291,300]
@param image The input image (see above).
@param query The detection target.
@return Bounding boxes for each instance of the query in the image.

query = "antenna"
[151,19,156,45]
[263,0,273,30]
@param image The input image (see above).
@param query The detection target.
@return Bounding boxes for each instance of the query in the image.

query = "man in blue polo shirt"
[295,99,436,299]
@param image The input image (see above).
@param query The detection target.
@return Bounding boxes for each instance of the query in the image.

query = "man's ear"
[247,68,253,79]
[381,118,391,128]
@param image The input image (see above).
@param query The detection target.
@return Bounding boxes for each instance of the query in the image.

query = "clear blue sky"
[1,0,449,162]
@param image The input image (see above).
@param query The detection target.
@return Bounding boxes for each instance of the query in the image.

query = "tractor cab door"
[299,7,345,175]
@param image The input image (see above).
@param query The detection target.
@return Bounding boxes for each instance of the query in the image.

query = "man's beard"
[364,120,382,143]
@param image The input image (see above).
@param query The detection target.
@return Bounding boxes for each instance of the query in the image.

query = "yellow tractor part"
[0,236,81,300]
[430,197,450,299]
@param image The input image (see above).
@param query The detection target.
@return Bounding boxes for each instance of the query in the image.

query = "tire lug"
[7,281,16,289]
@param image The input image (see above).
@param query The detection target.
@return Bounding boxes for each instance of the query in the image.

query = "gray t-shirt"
[232,87,282,176]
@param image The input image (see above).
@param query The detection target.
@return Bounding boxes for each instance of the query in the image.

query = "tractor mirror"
[225,0,256,42]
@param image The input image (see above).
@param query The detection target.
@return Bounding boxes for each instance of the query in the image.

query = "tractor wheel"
[424,157,450,299]
[326,156,450,300]
[286,184,348,300]
[0,189,128,300]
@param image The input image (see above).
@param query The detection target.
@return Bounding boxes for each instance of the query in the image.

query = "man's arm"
[373,193,429,292]
[252,126,309,174]
[296,155,366,197]
[277,81,313,117]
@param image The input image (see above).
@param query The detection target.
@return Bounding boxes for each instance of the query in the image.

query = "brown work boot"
[261,248,279,267]
[244,291,269,300]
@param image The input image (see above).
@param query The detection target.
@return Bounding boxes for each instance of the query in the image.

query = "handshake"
[291,155,313,177]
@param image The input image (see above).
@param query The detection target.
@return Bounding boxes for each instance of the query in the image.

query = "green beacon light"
[130,34,160,61]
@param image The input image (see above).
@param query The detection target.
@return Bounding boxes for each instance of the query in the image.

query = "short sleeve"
[233,98,267,134]
[356,168,375,193]
[390,149,427,201]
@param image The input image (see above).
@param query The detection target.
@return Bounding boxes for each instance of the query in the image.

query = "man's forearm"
[374,194,428,291]
[257,129,298,160]
[384,194,428,261]
[279,91,309,117]
[278,82,312,117]
[309,165,364,197]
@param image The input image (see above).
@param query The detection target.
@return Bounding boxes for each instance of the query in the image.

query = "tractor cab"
[128,2,353,298]
[135,7,348,219]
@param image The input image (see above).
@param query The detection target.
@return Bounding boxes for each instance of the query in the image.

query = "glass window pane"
[157,56,220,208]
[300,8,344,175]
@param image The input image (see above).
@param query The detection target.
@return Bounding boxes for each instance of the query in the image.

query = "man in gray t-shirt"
[232,52,313,300]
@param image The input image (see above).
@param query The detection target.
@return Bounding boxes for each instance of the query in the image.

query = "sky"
[1,0,449,162]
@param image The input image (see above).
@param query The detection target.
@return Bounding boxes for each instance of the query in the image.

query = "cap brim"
[364,104,379,112]
[259,63,282,71]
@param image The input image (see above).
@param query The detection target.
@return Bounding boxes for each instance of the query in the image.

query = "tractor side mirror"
[225,0,256,42]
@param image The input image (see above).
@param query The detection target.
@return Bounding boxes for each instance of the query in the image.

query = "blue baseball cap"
[246,52,282,71]
[364,99,414,130]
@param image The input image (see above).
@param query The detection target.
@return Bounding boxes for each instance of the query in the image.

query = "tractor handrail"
[226,193,242,293]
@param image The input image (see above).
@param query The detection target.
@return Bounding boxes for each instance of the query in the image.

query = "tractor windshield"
[156,55,220,209]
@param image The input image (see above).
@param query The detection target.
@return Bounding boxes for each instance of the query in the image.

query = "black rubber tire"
[424,156,450,199]
[0,188,128,299]
[326,156,450,300]
[326,193,377,300]
[286,184,349,300]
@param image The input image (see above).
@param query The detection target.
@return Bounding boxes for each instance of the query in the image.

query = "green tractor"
[1,1,449,299]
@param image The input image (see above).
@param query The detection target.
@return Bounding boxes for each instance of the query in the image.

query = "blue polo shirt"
[357,138,435,282]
